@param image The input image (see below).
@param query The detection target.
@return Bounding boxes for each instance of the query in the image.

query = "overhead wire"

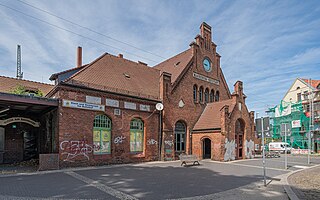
[16,0,166,59]
[0,2,159,64]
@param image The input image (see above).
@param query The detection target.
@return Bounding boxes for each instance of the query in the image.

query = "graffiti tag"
[147,139,158,145]
[60,140,93,162]
[245,139,255,159]
[164,140,174,147]
[224,139,235,161]
[114,136,126,144]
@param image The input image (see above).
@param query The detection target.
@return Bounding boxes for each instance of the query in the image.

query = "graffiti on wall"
[164,140,174,147]
[114,136,126,144]
[60,140,93,162]
[147,139,158,145]
[245,139,255,159]
[224,138,235,161]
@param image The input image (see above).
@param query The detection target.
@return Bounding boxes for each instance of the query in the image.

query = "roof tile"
[66,53,161,101]
[193,99,235,130]
[0,76,54,95]
[154,49,193,84]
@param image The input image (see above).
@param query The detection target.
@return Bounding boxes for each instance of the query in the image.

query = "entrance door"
[203,138,211,159]
[235,119,245,159]
[23,130,37,160]
[0,127,4,163]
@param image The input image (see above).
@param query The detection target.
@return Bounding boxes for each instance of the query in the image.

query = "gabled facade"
[156,23,255,161]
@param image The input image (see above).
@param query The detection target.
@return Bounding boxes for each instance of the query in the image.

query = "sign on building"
[140,104,150,111]
[193,72,219,85]
[63,100,105,111]
[106,99,119,107]
[291,120,301,128]
[124,102,137,110]
[86,96,101,104]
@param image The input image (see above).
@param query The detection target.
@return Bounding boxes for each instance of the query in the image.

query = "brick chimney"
[76,46,82,68]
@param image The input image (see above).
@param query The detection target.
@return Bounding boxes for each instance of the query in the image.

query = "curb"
[283,164,320,200]
[0,160,180,178]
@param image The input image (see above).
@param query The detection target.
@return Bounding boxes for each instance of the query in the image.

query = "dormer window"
[123,73,130,79]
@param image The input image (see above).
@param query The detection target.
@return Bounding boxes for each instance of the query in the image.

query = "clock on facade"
[203,58,211,72]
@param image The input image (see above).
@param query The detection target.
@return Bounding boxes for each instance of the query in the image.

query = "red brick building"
[155,22,255,161]
[46,22,255,167]
[0,22,256,167]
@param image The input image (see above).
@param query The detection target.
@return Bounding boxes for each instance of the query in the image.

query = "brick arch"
[174,120,187,153]
[235,118,245,159]
[200,136,212,159]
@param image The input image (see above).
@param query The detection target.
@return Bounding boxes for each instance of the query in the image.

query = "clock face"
[203,58,211,72]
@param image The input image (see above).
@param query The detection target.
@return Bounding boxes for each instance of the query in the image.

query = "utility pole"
[16,45,23,79]
[308,78,314,165]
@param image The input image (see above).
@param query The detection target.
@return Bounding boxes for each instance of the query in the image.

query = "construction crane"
[16,44,23,79]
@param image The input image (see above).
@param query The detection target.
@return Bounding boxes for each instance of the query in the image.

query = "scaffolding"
[268,100,310,149]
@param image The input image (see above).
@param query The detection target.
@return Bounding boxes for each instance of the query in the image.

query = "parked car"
[268,142,293,153]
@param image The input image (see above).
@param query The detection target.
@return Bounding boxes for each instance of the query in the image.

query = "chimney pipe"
[118,54,123,58]
[76,46,82,68]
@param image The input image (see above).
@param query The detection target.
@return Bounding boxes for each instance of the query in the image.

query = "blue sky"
[0,0,319,115]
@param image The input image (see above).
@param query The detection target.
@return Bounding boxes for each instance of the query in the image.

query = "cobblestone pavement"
[288,165,320,200]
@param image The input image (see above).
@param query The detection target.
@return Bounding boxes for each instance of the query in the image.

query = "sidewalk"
[287,165,320,200]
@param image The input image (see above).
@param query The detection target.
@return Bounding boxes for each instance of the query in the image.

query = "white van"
[268,142,293,153]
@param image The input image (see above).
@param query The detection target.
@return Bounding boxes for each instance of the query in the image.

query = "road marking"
[65,171,138,200]
[202,160,292,172]
[292,165,310,169]
[264,159,313,165]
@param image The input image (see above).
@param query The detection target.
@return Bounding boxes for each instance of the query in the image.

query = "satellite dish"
[156,103,164,111]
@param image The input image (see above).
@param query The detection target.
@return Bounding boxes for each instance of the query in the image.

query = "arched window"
[193,85,197,102]
[130,118,144,153]
[215,91,220,101]
[93,115,111,154]
[210,89,214,102]
[175,121,186,152]
[199,86,203,103]
[204,88,209,103]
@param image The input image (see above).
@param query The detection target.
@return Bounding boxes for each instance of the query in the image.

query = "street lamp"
[257,112,267,187]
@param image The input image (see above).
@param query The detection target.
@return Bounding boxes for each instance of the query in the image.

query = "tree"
[10,85,43,97]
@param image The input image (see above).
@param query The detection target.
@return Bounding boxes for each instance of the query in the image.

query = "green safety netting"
[267,100,310,149]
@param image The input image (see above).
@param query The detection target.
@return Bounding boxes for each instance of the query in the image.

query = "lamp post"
[284,123,288,169]
[257,112,267,187]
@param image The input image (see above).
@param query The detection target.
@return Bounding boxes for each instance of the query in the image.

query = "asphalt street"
[0,155,319,200]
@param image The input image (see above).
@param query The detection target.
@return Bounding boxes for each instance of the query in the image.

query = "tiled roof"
[65,53,161,101]
[301,78,320,89]
[154,49,193,84]
[193,99,235,130]
[0,76,54,95]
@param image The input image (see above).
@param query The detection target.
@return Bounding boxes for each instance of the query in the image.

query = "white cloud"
[0,0,319,115]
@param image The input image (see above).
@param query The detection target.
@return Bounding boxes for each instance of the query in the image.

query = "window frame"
[210,89,214,102]
[199,86,204,103]
[93,115,112,155]
[130,118,144,153]
[174,121,186,152]
[193,85,198,103]
[204,88,209,103]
